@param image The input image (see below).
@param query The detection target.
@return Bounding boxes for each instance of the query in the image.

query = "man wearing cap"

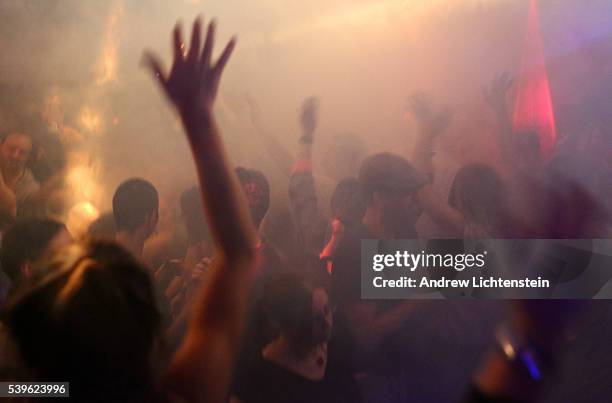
[330,152,428,373]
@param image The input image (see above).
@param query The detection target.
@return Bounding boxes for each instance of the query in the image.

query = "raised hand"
[146,16,258,403]
[407,92,452,136]
[484,72,513,111]
[144,17,236,119]
[300,96,319,143]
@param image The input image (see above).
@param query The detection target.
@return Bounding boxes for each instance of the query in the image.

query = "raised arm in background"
[484,73,515,163]
[294,96,318,171]
[144,16,258,403]
[288,97,329,270]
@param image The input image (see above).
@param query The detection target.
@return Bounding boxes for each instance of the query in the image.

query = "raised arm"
[288,97,328,266]
[144,17,257,403]
[484,73,515,163]
[294,96,318,171]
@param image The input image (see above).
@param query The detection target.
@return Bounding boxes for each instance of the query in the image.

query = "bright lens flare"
[94,1,123,86]
[67,165,99,202]
[66,201,100,238]
[78,107,103,133]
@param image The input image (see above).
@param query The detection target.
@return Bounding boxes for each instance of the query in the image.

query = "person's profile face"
[243,181,263,208]
[1,133,32,171]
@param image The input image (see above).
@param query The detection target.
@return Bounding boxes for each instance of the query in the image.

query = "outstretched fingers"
[213,37,237,79]
[143,51,168,91]
[187,17,202,63]
[173,22,186,62]
[201,20,216,69]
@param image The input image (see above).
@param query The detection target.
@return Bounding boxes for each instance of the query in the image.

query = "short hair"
[235,167,270,228]
[0,218,66,284]
[261,272,314,344]
[180,187,211,246]
[112,178,159,232]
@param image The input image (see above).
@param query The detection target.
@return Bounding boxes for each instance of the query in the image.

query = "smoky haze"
[0,0,610,230]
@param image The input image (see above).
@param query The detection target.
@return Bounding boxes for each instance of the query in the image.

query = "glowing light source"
[66,162,100,202]
[512,0,557,158]
[66,201,100,238]
[94,1,123,86]
[78,106,103,133]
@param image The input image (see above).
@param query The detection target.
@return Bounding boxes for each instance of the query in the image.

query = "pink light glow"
[513,0,557,158]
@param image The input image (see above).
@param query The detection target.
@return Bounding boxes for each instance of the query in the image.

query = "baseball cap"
[358,152,429,197]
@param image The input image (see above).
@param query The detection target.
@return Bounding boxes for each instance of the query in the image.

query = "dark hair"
[330,177,366,226]
[0,219,66,284]
[2,239,161,402]
[358,152,428,203]
[448,163,513,236]
[235,167,270,228]
[261,272,327,351]
[112,178,159,232]
[262,272,312,342]
[180,187,211,246]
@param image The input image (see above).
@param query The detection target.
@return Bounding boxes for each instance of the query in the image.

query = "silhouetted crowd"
[0,15,611,403]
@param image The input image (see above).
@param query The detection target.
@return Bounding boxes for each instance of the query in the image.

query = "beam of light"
[42,92,104,234]
[268,0,432,44]
[64,151,103,237]
[512,0,557,158]
[94,0,123,86]
[65,160,101,203]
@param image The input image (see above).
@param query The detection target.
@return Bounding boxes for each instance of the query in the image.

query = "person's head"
[262,272,333,353]
[330,177,366,227]
[448,163,512,236]
[358,152,428,237]
[0,218,72,287]
[112,178,159,238]
[1,239,161,401]
[235,167,270,229]
[0,132,33,173]
[180,186,211,249]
